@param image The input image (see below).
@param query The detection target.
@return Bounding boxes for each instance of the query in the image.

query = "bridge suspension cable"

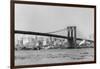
[47,27,67,33]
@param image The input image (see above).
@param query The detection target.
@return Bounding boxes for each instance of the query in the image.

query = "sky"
[15,4,94,40]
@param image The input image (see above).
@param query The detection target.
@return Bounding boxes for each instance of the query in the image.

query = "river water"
[15,48,94,66]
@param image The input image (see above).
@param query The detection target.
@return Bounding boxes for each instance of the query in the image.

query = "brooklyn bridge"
[15,26,94,50]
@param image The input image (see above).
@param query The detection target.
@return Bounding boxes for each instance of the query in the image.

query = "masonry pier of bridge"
[67,26,77,48]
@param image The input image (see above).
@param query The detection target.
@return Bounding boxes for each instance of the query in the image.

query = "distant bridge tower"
[67,26,76,48]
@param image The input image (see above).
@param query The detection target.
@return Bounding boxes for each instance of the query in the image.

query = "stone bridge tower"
[67,26,76,48]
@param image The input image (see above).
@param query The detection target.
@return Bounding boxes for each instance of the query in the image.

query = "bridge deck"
[15,30,93,42]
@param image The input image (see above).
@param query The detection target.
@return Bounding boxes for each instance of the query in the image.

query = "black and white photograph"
[11,0,96,68]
